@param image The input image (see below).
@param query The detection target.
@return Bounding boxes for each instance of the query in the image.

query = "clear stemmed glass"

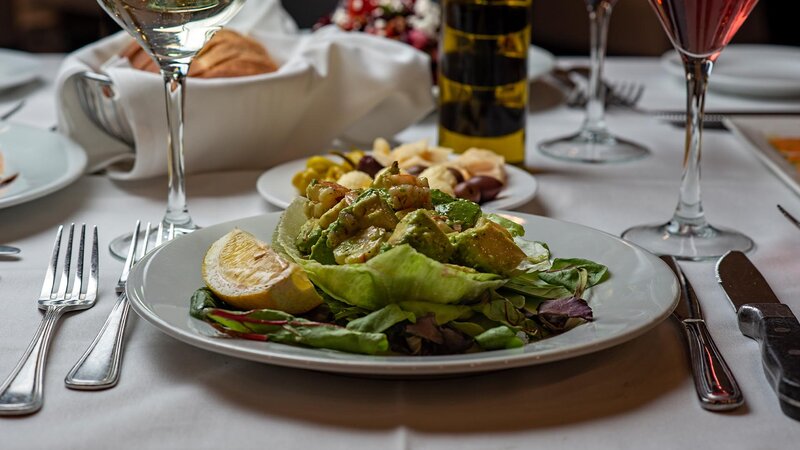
[538,0,648,163]
[98,0,246,258]
[621,0,759,260]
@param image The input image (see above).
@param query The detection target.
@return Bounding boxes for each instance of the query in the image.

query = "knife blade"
[716,251,800,420]
[660,255,744,410]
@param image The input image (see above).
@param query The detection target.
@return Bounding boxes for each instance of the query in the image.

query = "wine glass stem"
[672,57,713,229]
[161,64,193,228]
[583,1,613,134]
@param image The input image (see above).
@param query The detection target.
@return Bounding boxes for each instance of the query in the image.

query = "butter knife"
[660,256,744,410]
[716,251,800,420]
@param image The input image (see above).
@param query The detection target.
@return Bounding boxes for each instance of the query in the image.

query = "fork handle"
[65,294,131,390]
[682,319,744,411]
[0,307,65,415]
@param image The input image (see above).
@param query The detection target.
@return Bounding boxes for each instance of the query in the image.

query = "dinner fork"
[0,224,98,415]
[65,222,173,390]
[566,80,645,109]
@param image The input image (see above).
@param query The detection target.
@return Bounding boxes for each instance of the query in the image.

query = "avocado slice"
[295,219,322,254]
[450,217,526,276]
[327,191,398,248]
[435,198,481,229]
[387,209,453,262]
[333,226,389,264]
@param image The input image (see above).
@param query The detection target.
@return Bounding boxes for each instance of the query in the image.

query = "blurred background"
[0,0,797,55]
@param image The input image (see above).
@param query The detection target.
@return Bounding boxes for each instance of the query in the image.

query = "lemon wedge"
[202,229,323,314]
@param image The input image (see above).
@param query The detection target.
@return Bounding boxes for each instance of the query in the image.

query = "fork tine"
[139,222,152,260]
[69,225,86,301]
[86,226,99,300]
[40,226,63,299]
[631,83,645,104]
[155,222,164,247]
[56,224,74,300]
[168,223,175,241]
[120,221,141,285]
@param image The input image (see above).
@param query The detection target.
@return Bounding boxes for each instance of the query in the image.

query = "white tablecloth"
[1,54,800,449]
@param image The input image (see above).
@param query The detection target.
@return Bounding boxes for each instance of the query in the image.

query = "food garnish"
[202,229,322,314]
[191,170,608,356]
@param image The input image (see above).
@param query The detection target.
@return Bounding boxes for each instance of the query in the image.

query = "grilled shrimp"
[305,180,349,218]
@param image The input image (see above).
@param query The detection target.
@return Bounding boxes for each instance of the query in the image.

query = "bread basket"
[76,71,135,145]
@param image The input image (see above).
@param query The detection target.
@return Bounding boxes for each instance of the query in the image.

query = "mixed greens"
[191,163,608,356]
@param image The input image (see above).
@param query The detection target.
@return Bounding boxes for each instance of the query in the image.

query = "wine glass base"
[538,130,649,163]
[109,222,199,261]
[621,220,754,261]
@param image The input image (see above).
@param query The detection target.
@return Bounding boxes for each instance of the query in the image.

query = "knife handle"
[681,319,744,410]
[738,304,800,421]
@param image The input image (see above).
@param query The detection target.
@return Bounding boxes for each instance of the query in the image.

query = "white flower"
[332,8,347,26]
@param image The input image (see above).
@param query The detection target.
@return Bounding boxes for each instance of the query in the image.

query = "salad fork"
[65,222,173,390]
[0,224,98,415]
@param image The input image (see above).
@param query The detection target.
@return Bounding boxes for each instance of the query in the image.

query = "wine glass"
[98,0,246,258]
[538,0,648,163]
[621,0,759,260]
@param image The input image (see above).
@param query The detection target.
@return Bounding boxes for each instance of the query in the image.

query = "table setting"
[1,0,800,448]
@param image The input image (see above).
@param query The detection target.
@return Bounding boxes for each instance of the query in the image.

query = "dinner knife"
[660,256,744,411]
[716,251,800,420]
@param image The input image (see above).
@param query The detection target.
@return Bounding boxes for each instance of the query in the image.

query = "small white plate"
[0,49,42,91]
[725,116,800,197]
[126,211,678,377]
[257,156,538,210]
[0,123,87,209]
[661,45,800,98]
[528,45,555,80]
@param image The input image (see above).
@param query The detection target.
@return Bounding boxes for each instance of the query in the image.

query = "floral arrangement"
[316,0,441,63]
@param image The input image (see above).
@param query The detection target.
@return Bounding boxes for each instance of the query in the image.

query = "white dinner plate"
[126,211,679,377]
[0,123,87,209]
[257,156,538,210]
[0,49,42,91]
[725,115,800,197]
[661,45,800,98]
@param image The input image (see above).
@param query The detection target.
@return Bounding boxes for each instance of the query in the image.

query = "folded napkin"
[55,1,434,180]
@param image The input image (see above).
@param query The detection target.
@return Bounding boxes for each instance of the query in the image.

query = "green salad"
[191,163,608,356]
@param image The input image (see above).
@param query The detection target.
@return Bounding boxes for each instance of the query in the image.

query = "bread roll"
[121,30,278,78]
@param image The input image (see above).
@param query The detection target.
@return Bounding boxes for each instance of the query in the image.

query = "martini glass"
[99,0,246,259]
[538,0,648,163]
[621,0,759,260]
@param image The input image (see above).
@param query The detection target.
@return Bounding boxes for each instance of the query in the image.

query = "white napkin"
[55,1,434,180]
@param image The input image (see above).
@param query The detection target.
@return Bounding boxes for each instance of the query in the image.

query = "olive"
[446,167,465,184]
[405,164,428,176]
[356,155,384,178]
[466,176,503,202]
[454,181,481,203]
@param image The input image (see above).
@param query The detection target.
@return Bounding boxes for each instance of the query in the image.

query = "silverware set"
[0,222,173,415]
[659,246,800,420]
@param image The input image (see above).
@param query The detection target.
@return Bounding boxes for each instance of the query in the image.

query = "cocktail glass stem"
[670,57,711,231]
[161,62,196,234]
[582,1,612,137]
[621,55,753,260]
